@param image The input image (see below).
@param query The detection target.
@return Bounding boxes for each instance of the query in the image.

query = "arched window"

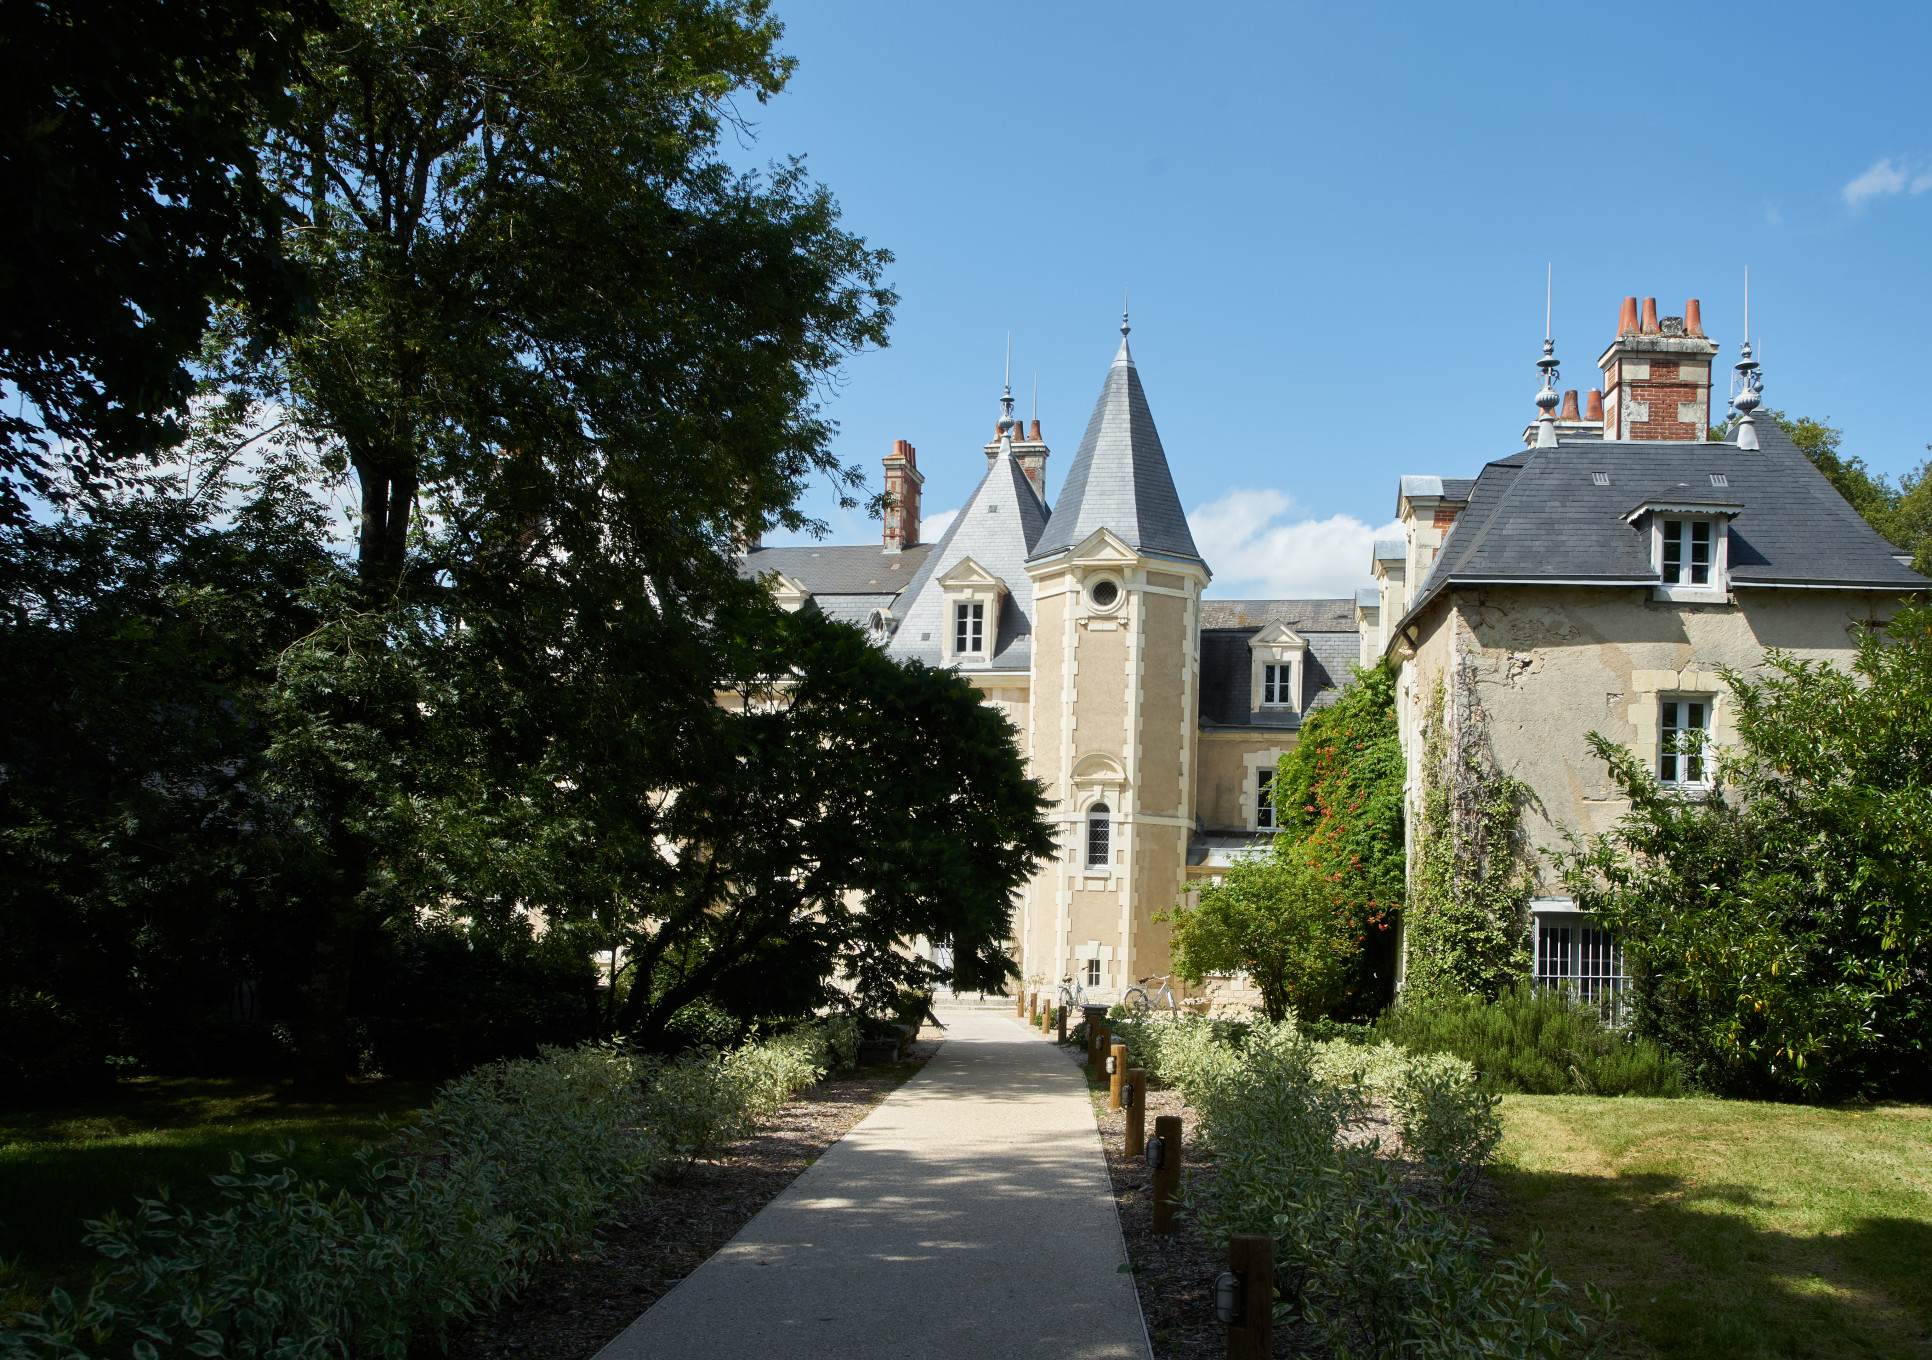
[1086,803,1111,870]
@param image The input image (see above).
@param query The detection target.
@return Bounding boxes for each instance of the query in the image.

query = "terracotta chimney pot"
[1559,390,1581,421]
[1684,299,1704,337]
[1028,419,1041,441]
[1585,389,1604,421]
[1619,297,1640,336]
[1641,297,1660,334]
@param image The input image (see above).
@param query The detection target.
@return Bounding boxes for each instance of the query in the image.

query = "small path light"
[1057,1004,1068,1044]
[1108,1043,1127,1110]
[1223,1233,1274,1358]
[1151,1114,1181,1234]
[1029,991,1039,1023]
[1123,1067,1146,1157]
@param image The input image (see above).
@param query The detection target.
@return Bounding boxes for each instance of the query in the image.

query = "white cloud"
[1189,487,1400,600]
[1841,157,1932,209]
[920,506,958,542]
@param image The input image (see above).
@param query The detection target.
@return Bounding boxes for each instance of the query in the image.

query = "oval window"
[1089,579,1119,608]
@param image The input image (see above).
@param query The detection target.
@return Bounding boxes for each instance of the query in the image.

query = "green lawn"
[1481,1095,1932,1360]
[0,1076,431,1299]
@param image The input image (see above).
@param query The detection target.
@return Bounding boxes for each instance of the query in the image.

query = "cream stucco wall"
[1196,733,1296,831]
[1400,584,1902,891]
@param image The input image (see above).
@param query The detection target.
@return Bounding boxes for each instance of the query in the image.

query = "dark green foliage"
[1,0,329,519]
[1376,986,1683,1097]
[1162,855,1359,1023]
[1272,659,1404,1014]
[1562,602,1932,1099]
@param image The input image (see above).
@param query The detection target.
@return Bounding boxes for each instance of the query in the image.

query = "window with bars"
[1260,662,1293,707]
[1535,919,1627,1019]
[1661,698,1709,785]
[1256,769,1276,830]
[953,601,984,655]
[1086,803,1111,870]
[1661,519,1713,586]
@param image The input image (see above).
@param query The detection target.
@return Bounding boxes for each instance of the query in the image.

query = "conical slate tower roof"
[885,435,1050,672]
[1027,326,1200,564]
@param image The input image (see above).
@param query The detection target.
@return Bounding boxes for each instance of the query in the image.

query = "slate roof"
[886,438,1051,673]
[740,542,935,596]
[1028,333,1202,565]
[1200,598,1356,631]
[1197,599,1359,731]
[1399,415,1928,634]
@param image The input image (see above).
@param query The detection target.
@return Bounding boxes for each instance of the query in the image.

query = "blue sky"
[738,2,1932,598]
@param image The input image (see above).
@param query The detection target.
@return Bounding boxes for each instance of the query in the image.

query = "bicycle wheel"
[1122,985,1152,1014]
[1058,983,1084,1013]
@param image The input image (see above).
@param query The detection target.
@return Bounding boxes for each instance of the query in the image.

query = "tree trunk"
[300,838,367,1086]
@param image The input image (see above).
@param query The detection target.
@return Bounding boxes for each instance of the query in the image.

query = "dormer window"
[954,601,984,655]
[1661,520,1712,587]
[1631,502,1738,604]
[1247,621,1308,715]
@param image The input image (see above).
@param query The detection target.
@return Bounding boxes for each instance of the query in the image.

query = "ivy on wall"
[1400,666,1534,1004]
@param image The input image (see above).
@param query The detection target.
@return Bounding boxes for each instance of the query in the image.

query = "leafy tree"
[0,0,329,521]
[1272,659,1404,1009]
[1160,854,1357,1023]
[1561,602,1932,1098]
[219,0,895,1080]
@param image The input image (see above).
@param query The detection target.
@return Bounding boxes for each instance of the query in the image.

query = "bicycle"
[1056,975,1087,1014]
[1122,974,1185,1018]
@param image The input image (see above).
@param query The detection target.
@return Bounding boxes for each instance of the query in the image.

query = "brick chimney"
[1598,297,1720,441]
[882,439,922,551]
[983,421,1051,502]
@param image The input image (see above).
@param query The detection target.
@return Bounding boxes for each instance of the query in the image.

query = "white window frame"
[1532,902,1628,1022]
[1659,694,1712,787]
[1259,662,1295,708]
[1255,768,1276,830]
[953,600,984,656]
[1086,957,1101,987]
[1650,514,1729,602]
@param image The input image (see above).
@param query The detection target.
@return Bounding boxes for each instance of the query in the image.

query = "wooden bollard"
[1094,1025,1111,1073]
[1150,1114,1181,1233]
[1040,1003,1052,1034]
[1108,1042,1127,1110]
[1222,1233,1274,1358]
[1057,1004,1068,1044]
[1123,1067,1146,1157]
[1028,991,1038,1023]
[1015,989,1025,1018]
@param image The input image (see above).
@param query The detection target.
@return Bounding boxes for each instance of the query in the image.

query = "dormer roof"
[886,438,1050,672]
[1028,332,1201,566]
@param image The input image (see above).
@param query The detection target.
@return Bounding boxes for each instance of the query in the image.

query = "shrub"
[1,1024,849,1359]
[1377,985,1682,1096]
[1180,1019,1613,1358]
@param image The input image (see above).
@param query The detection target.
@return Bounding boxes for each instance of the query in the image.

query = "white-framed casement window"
[953,601,984,656]
[1086,958,1101,987]
[1639,507,1732,602]
[1659,696,1710,786]
[1532,901,1627,1020]
[1255,769,1276,830]
[1661,519,1712,587]
[1260,663,1294,708]
[1085,803,1111,870]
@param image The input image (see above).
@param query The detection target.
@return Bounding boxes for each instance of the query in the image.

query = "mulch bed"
[1075,1046,1326,1360]
[428,1035,942,1360]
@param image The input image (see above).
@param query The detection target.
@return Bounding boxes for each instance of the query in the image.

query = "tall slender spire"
[1732,266,1763,450]
[999,332,1016,440]
[1534,265,1561,448]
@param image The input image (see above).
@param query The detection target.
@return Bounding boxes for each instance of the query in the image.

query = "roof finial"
[1534,265,1560,448]
[998,332,1016,440]
[1732,266,1763,451]
[1121,288,1130,338]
